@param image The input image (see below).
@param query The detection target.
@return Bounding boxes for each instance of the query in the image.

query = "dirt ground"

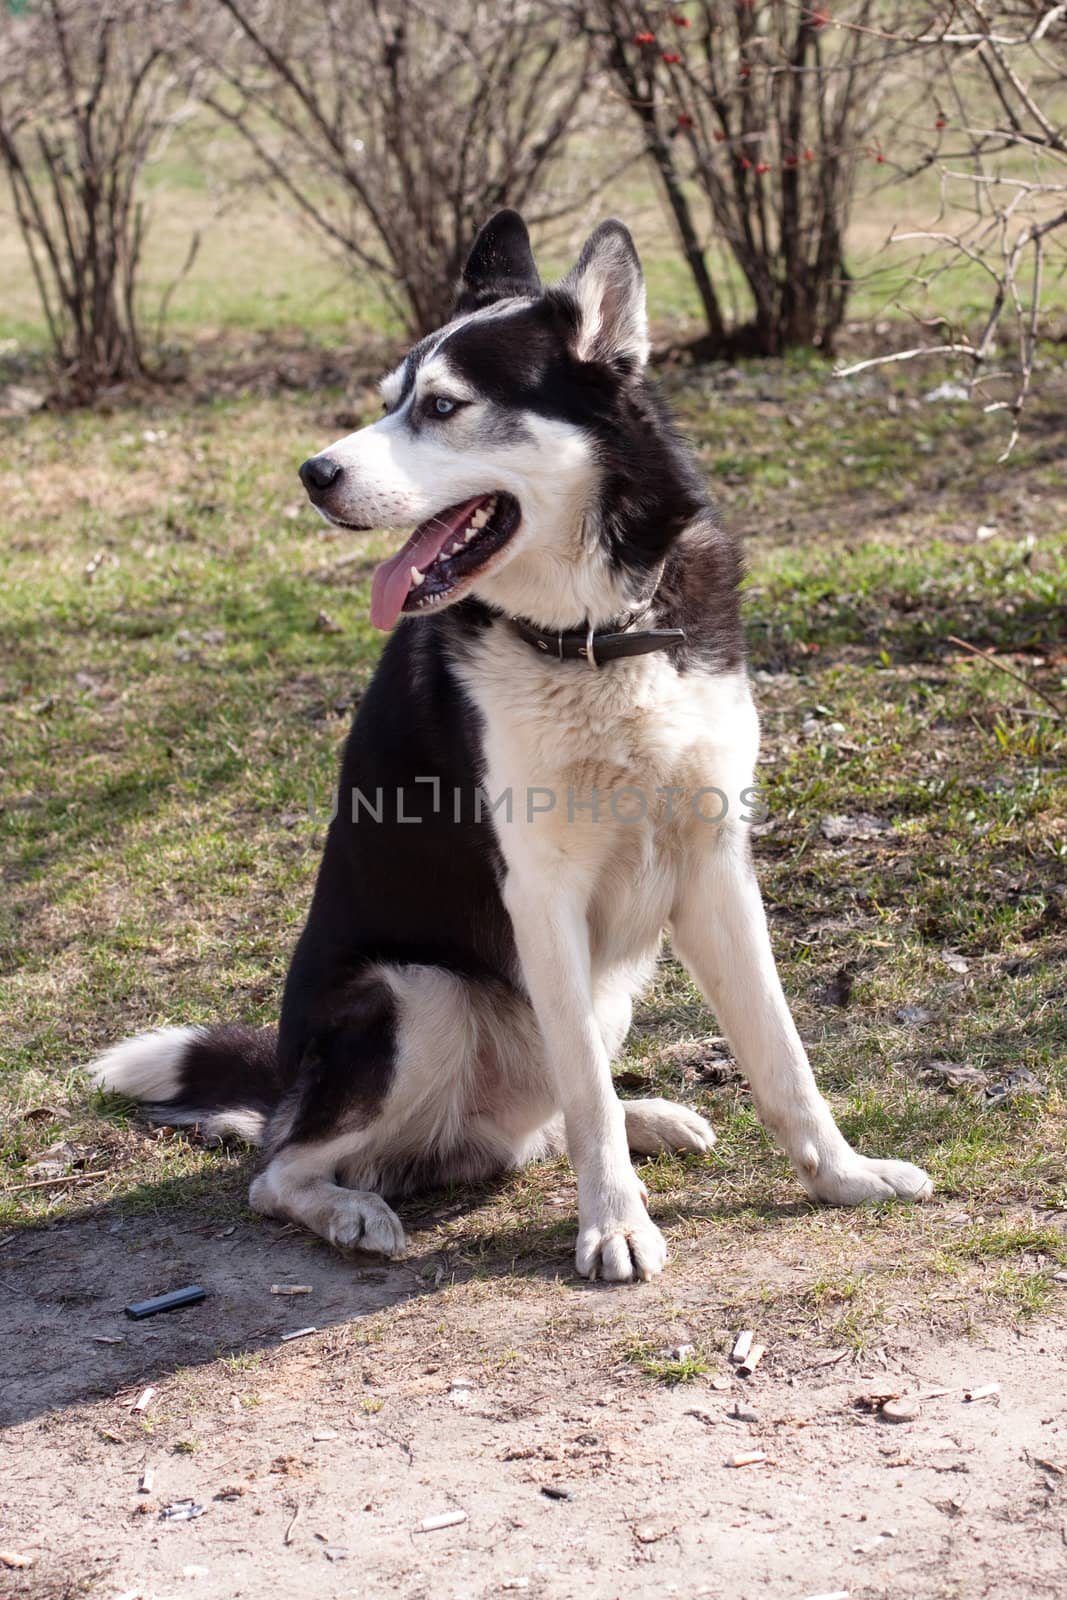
[3,1202,1066,1600]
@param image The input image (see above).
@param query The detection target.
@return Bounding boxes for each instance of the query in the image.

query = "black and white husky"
[91,213,931,1281]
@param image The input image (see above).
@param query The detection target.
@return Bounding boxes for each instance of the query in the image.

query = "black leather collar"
[508,609,685,668]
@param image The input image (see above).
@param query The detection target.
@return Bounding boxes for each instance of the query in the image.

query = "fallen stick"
[947,635,1066,721]
[12,1170,109,1191]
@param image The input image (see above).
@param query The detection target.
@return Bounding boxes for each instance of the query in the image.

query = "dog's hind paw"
[327,1191,407,1258]
[802,1153,933,1207]
[623,1097,715,1156]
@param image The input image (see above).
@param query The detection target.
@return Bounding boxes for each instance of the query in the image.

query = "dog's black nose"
[299,455,342,494]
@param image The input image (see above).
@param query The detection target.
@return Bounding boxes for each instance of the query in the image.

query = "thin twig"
[10,1169,110,1192]
[947,636,1066,722]
[833,343,976,378]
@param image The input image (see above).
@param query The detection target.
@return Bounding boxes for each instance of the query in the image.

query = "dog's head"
[299,211,704,631]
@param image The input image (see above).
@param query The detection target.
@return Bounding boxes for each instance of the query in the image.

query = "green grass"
[0,305,1065,1337]
[623,1337,713,1384]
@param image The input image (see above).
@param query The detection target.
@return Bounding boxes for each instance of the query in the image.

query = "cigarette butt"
[271,1284,313,1296]
[727,1450,767,1468]
[738,1343,765,1376]
[731,1330,754,1363]
[419,1510,467,1532]
[138,1467,154,1494]
[964,1383,1000,1402]
[281,1326,317,1342]
[132,1387,155,1413]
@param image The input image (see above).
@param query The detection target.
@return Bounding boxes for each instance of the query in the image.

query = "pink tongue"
[370,496,490,631]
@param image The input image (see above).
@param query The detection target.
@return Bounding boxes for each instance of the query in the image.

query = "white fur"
[319,369,624,629]
[89,1025,199,1102]
[563,224,650,368]
[446,642,761,1281]
[450,634,931,1277]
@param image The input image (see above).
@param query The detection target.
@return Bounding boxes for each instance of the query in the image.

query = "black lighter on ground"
[124,1286,207,1319]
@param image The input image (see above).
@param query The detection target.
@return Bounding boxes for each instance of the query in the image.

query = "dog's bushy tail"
[89,1024,280,1145]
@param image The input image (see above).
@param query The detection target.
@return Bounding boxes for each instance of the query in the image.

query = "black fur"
[453,209,541,317]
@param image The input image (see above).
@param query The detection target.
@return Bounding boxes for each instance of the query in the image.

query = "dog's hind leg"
[249,1143,407,1257]
[249,967,409,1257]
[249,963,556,1257]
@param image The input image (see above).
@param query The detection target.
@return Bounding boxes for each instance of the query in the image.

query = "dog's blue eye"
[433,397,456,416]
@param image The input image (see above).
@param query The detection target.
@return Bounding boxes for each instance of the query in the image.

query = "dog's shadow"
[0,1165,583,1429]
[0,1177,436,1430]
[0,1151,817,1430]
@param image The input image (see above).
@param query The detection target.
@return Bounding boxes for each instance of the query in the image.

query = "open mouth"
[369,492,521,631]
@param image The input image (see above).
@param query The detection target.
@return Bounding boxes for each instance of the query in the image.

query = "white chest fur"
[454,631,761,970]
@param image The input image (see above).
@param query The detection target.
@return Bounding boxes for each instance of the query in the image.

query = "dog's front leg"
[671,825,933,1206]
[504,873,667,1282]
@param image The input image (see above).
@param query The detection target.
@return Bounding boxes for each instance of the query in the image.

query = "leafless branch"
[192,0,605,337]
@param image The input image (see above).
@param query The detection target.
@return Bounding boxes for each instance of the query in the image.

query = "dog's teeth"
[410,566,425,586]
[471,508,489,529]
[448,540,462,555]
[464,526,478,542]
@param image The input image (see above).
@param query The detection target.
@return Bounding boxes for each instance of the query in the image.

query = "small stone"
[881,1398,920,1423]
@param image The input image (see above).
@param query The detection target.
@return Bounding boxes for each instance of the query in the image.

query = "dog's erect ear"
[453,210,541,317]
[560,220,649,371]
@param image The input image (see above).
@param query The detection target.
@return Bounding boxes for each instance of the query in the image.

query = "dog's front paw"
[802,1151,933,1207]
[575,1184,667,1282]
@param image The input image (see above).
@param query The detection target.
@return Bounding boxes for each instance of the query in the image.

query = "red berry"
[812,8,830,23]
[739,64,751,78]
[677,113,693,128]
[662,51,681,64]
[803,148,814,161]
[785,154,798,167]
[935,116,946,130]
[740,157,752,169]
[672,14,690,24]
[756,161,770,174]
[713,130,726,143]
[633,31,656,45]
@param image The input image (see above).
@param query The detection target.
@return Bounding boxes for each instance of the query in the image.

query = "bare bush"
[589,2,916,355]
[836,2,1067,455]
[198,0,604,338]
[0,0,201,402]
